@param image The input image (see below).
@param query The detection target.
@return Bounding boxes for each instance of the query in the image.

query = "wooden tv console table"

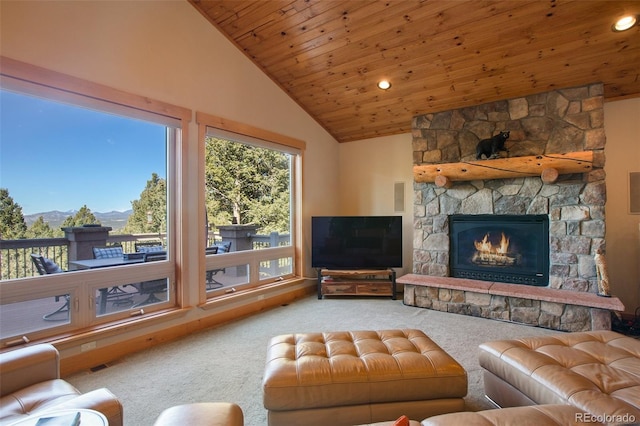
[317,269,397,300]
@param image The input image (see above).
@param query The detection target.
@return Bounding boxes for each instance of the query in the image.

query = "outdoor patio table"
[69,256,145,314]
[69,257,145,269]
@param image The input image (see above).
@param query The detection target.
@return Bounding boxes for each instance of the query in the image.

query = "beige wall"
[604,97,640,316]
[338,134,414,275]
[338,100,640,315]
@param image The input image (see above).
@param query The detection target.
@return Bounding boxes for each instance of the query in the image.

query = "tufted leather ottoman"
[262,329,467,426]
[479,330,640,421]
[153,402,243,426]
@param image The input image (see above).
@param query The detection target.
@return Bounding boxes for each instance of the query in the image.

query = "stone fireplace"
[399,83,624,331]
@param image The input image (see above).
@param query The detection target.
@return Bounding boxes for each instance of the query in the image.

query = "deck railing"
[0,238,69,280]
[0,233,168,280]
[252,232,290,250]
[0,231,290,280]
[253,232,292,277]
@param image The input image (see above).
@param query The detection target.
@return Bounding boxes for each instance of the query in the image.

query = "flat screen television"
[311,216,403,269]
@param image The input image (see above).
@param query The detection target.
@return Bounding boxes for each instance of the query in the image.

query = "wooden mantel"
[414,151,593,186]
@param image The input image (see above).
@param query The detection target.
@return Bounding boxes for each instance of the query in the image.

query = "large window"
[0,58,188,344]
[198,113,303,297]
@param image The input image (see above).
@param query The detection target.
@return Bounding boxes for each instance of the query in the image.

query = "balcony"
[1,228,291,280]
[0,227,292,343]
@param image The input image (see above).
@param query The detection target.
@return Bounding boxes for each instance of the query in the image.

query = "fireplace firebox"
[449,214,549,286]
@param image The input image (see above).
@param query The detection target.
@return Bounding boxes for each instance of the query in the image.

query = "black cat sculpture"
[476,131,510,160]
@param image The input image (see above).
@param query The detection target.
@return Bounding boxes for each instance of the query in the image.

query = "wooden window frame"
[196,112,305,302]
[0,57,192,345]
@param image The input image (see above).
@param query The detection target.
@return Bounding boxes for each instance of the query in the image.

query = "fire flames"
[472,232,516,266]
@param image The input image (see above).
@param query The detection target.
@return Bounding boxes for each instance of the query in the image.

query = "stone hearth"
[398,274,623,332]
[403,83,622,331]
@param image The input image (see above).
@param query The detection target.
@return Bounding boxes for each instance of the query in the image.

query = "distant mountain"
[24,210,132,231]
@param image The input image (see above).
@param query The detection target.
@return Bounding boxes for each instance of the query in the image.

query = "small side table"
[8,408,108,426]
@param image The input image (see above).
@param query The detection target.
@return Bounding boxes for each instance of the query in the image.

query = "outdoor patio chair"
[217,241,232,253]
[135,241,164,253]
[92,245,134,306]
[132,251,168,307]
[92,245,124,259]
[205,242,231,290]
[30,253,69,321]
[205,246,222,290]
[143,251,167,262]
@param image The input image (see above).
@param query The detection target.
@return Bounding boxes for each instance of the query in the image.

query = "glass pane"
[96,278,169,316]
[204,136,292,252]
[0,89,169,280]
[260,257,293,280]
[0,295,71,338]
[205,263,249,292]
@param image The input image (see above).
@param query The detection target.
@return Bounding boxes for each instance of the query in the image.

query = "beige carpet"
[67,295,560,425]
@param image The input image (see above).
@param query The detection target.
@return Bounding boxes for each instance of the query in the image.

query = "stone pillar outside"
[217,224,260,277]
[217,224,260,252]
[63,226,113,266]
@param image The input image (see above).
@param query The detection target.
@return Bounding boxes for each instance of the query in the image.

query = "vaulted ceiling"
[189,0,640,142]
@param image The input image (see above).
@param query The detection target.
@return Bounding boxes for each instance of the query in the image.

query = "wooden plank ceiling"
[190,0,640,143]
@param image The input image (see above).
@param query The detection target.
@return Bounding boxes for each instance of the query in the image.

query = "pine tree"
[0,188,27,239]
[61,205,100,228]
[205,138,290,233]
[124,173,167,234]
[27,216,58,238]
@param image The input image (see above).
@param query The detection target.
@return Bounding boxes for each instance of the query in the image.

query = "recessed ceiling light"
[612,15,637,32]
[377,80,391,90]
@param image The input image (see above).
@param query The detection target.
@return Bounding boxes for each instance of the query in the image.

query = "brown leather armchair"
[0,344,123,426]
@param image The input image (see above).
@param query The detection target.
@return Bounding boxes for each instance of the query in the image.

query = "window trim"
[0,57,190,125]
[196,112,305,152]
[196,112,305,302]
[0,56,192,344]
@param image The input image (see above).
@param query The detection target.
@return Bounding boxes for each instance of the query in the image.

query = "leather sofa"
[364,405,604,425]
[376,330,639,425]
[0,344,123,426]
[420,404,604,425]
[478,330,640,421]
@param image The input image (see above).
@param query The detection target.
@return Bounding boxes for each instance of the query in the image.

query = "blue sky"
[0,90,167,215]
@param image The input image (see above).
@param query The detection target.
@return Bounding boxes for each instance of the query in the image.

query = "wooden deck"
[0,289,166,338]
[0,273,246,339]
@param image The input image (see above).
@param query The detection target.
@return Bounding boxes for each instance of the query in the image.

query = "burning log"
[472,232,517,266]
